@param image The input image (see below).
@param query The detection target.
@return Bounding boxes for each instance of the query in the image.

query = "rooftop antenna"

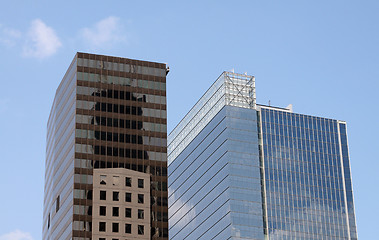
[268,100,271,106]
[165,64,170,76]
[286,104,293,112]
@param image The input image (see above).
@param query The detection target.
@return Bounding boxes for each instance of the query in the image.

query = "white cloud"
[23,19,62,59]
[0,230,33,240]
[81,16,126,48]
[0,24,22,47]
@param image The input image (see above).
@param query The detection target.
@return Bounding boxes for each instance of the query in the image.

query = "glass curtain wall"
[259,107,357,240]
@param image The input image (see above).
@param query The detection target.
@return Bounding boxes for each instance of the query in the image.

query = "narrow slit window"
[138,179,144,188]
[125,177,132,187]
[100,175,106,185]
[56,196,60,212]
[100,191,106,200]
[138,194,144,204]
[100,206,106,216]
[125,192,131,202]
[112,207,119,217]
[113,191,119,201]
[138,225,144,235]
[125,223,131,233]
[138,209,144,219]
[113,176,119,186]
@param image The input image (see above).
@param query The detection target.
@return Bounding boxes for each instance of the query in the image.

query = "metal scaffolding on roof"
[168,71,256,165]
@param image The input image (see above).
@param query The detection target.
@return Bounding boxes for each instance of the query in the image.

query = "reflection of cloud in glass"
[268,200,348,239]
[168,188,196,231]
[260,108,355,239]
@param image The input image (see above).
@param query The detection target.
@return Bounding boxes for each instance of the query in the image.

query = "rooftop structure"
[168,71,357,240]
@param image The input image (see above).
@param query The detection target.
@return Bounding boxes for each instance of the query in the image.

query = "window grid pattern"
[72,53,168,239]
[168,106,264,239]
[43,57,77,240]
[260,108,355,240]
[91,169,150,239]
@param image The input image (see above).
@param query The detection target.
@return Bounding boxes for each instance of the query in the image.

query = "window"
[138,194,144,204]
[125,177,132,187]
[87,190,93,200]
[158,212,168,222]
[125,192,131,202]
[99,238,105,240]
[162,167,167,176]
[158,197,168,206]
[162,182,167,191]
[100,175,106,185]
[138,225,144,235]
[56,195,60,212]
[100,206,106,216]
[112,207,119,217]
[100,191,106,200]
[125,223,131,233]
[113,191,119,201]
[125,208,131,218]
[112,223,119,233]
[138,179,144,188]
[99,222,106,232]
[138,209,144,219]
[113,176,119,186]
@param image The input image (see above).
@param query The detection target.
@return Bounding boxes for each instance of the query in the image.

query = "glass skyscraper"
[167,72,357,239]
[259,107,357,239]
[43,52,169,240]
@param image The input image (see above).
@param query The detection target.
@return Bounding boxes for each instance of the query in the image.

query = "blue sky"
[0,1,378,239]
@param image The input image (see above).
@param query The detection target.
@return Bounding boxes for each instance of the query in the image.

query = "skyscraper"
[43,52,169,240]
[167,72,357,239]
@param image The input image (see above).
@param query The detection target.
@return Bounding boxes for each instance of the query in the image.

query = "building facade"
[43,53,169,240]
[167,72,357,239]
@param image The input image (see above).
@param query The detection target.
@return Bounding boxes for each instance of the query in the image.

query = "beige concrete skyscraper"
[43,52,169,240]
